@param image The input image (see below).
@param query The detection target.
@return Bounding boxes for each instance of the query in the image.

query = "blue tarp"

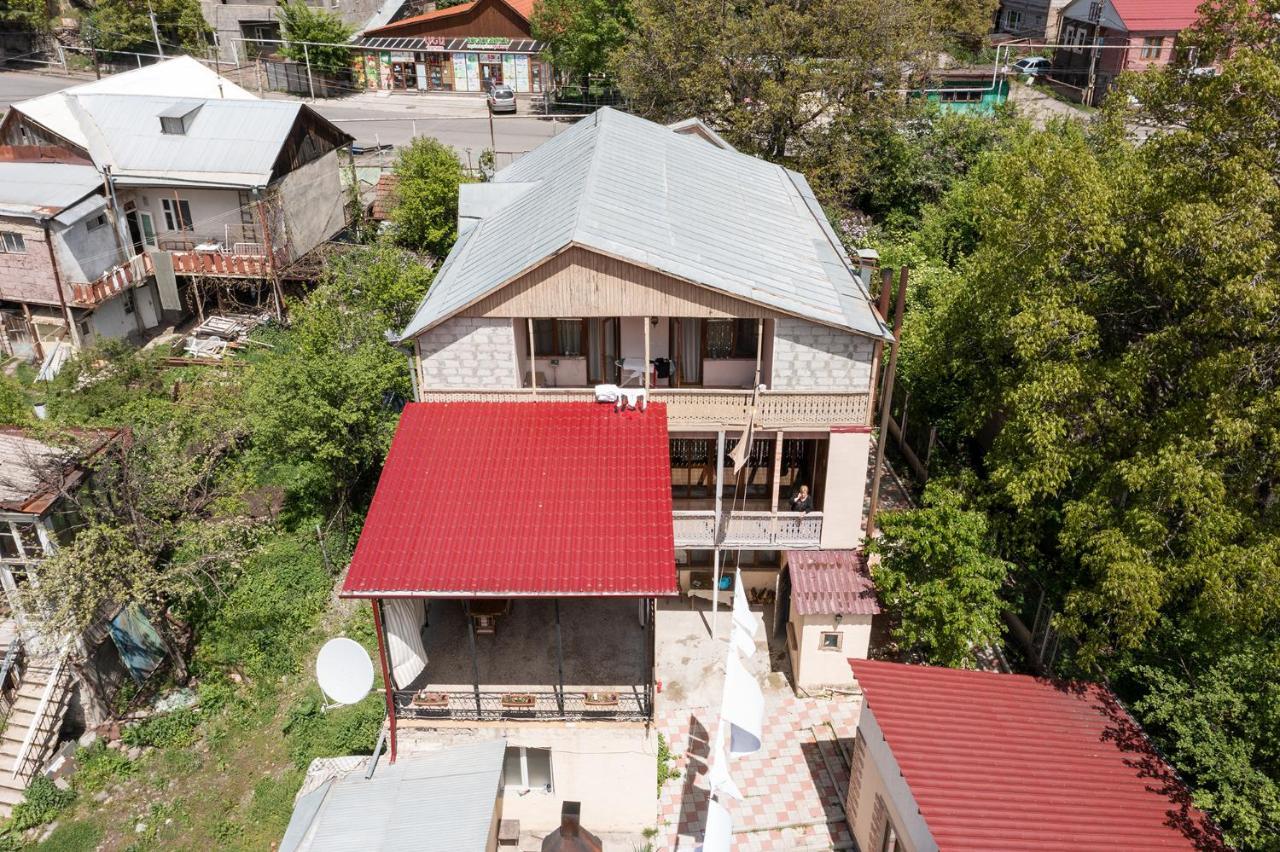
[107,606,166,683]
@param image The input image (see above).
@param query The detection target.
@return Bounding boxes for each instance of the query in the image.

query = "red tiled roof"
[371,173,399,221]
[849,660,1224,851]
[1110,0,1202,31]
[366,0,535,36]
[786,550,879,616]
[342,402,677,597]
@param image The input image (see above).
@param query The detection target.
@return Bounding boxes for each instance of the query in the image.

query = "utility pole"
[149,8,165,58]
[302,42,316,100]
[487,101,496,152]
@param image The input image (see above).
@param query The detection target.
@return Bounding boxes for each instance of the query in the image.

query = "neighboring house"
[354,0,551,94]
[993,0,1073,40]
[1051,0,1205,104]
[0,58,353,358]
[343,107,892,837]
[280,740,506,851]
[200,0,385,63]
[0,428,166,817]
[846,660,1225,851]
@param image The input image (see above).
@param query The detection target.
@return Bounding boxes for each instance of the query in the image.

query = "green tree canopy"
[0,0,52,32]
[278,1,356,78]
[387,136,468,258]
[531,0,632,81]
[84,0,211,56]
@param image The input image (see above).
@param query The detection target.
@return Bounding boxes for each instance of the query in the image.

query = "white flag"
[700,797,734,852]
[706,726,744,802]
[732,572,757,639]
[721,647,764,755]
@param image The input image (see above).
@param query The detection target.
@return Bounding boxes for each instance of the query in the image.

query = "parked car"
[487,85,517,114]
[1007,56,1051,77]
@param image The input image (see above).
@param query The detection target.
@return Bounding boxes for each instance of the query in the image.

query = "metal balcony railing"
[393,687,650,722]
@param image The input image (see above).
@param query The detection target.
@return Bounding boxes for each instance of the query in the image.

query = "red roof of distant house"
[371,173,399,221]
[1110,0,1202,31]
[366,0,535,36]
[849,660,1224,851]
[342,402,677,597]
[786,550,879,616]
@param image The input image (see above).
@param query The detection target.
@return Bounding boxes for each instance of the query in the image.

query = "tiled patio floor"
[656,694,862,851]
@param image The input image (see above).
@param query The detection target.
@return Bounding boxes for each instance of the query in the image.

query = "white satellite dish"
[316,637,375,709]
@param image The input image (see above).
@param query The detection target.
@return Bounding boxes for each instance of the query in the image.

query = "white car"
[1008,56,1051,77]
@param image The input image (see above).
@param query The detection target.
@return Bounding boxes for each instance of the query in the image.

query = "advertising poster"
[465,52,480,91]
[515,54,530,92]
[503,54,517,89]
[452,53,468,90]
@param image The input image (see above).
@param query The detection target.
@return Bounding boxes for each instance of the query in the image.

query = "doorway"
[480,61,503,91]
[124,209,156,253]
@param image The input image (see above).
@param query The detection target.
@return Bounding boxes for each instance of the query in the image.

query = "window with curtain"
[530,318,586,357]
[703,319,758,359]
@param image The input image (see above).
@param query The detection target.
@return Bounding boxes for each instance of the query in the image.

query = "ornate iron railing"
[393,687,650,722]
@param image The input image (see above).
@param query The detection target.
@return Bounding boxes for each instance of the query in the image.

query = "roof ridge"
[570,109,609,244]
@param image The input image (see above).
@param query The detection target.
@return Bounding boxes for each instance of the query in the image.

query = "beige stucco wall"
[820,428,871,549]
[846,708,937,852]
[789,612,871,689]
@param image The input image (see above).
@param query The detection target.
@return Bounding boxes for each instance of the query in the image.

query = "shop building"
[355,0,550,94]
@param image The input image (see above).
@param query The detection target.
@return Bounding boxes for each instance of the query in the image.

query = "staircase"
[0,655,72,817]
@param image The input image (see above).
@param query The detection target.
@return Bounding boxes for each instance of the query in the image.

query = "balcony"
[160,240,288,278]
[419,387,869,430]
[71,253,154,306]
[673,509,823,548]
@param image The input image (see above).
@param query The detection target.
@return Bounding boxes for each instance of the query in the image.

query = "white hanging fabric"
[381,597,428,689]
[699,797,734,852]
[706,725,744,802]
[721,647,764,755]
[730,569,758,658]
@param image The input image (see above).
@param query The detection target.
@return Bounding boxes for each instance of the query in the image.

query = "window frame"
[1005,8,1023,29]
[86,213,109,232]
[819,630,843,651]
[1140,36,1164,59]
[530,318,587,358]
[0,231,27,254]
[161,198,193,232]
[701,318,759,360]
[503,746,554,793]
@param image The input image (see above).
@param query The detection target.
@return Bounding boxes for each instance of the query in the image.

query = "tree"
[531,0,632,81]
[868,483,1010,668]
[387,137,468,258]
[84,0,212,56]
[0,373,32,425]
[278,1,356,78]
[0,0,52,32]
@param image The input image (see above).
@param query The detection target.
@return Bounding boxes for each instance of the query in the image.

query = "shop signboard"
[422,37,447,51]
[466,37,511,49]
[390,51,414,62]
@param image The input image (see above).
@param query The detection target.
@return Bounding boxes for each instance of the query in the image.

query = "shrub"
[121,709,200,749]
[656,733,680,794]
[282,691,384,770]
[8,777,75,833]
[73,743,133,794]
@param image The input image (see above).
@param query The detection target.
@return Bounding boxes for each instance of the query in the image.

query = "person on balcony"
[790,484,814,513]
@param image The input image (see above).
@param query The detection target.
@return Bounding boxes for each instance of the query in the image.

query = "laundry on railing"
[593,384,647,411]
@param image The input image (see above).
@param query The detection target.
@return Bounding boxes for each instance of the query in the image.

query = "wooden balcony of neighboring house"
[418,387,870,430]
[673,509,824,548]
[158,239,288,279]
[70,253,154,307]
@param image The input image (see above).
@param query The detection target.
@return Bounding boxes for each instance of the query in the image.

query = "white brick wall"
[771,317,875,391]
[417,317,519,388]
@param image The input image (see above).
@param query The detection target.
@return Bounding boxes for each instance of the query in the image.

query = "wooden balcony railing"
[673,509,823,548]
[419,387,870,429]
[71,253,154,306]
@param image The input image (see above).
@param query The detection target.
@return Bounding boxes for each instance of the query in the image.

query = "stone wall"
[771,317,875,392]
[417,317,519,388]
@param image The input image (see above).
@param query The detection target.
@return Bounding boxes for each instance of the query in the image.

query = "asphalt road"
[0,70,566,158]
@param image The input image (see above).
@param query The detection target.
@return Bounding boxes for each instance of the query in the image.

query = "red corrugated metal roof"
[1111,0,1201,31]
[342,402,677,597]
[787,550,879,616]
[849,660,1224,851]
[366,0,535,36]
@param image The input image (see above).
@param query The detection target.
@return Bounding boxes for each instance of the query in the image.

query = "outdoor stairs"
[0,656,72,818]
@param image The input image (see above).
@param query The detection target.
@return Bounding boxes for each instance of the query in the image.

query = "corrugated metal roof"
[400,108,891,341]
[69,94,304,187]
[850,660,1225,851]
[0,162,102,219]
[13,56,255,150]
[286,740,506,852]
[358,36,545,53]
[787,550,879,616]
[342,401,677,597]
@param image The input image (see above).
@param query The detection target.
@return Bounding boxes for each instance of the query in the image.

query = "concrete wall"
[201,0,382,62]
[846,708,937,852]
[117,187,249,251]
[417,316,520,388]
[771,317,875,392]
[0,218,61,306]
[788,611,871,688]
[820,428,871,549]
[274,148,347,262]
[86,286,161,344]
[53,206,122,284]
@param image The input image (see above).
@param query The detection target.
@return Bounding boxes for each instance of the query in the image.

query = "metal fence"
[394,687,651,722]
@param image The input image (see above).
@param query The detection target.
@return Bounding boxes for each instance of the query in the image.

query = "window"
[122,290,135,315]
[530,318,585,357]
[503,746,553,792]
[0,232,26,254]
[1140,36,1164,59]
[703,318,758,359]
[0,522,43,561]
[86,213,108,232]
[161,198,193,232]
[1004,8,1023,29]
[880,822,902,852]
[819,631,843,651]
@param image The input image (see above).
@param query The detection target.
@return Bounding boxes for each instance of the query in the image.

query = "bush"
[8,777,75,833]
[282,691,384,770]
[121,709,200,749]
[73,743,133,794]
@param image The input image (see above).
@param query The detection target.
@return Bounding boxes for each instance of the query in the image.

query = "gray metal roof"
[68,94,305,187]
[401,107,891,341]
[282,740,506,852]
[0,162,102,220]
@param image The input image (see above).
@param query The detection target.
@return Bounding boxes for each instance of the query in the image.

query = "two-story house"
[0,58,353,359]
[342,108,893,841]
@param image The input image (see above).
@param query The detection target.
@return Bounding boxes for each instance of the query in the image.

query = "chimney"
[540,801,602,852]
[423,1,437,11]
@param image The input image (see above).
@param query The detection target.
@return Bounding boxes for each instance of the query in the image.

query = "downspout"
[42,219,81,349]
[370,599,398,763]
[99,167,145,336]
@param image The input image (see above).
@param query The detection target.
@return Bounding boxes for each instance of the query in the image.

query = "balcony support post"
[643,316,651,392]
[753,318,763,389]
[554,599,565,716]
[465,601,482,717]
[712,429,725,639]
[527,318,538,395]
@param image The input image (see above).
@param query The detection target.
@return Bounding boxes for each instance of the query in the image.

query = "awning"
[342,402,677,598]
[357,37,546,54]
[787,550,879,616]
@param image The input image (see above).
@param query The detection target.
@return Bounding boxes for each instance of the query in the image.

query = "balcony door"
[670,318,703,386]
[586,318,619,384]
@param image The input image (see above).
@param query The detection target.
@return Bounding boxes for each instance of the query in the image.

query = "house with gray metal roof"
[0,59,353,362]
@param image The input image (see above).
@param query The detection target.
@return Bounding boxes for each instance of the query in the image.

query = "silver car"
[487,84,517,114]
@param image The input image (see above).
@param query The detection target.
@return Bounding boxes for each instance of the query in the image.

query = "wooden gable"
[373,0,533,40]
